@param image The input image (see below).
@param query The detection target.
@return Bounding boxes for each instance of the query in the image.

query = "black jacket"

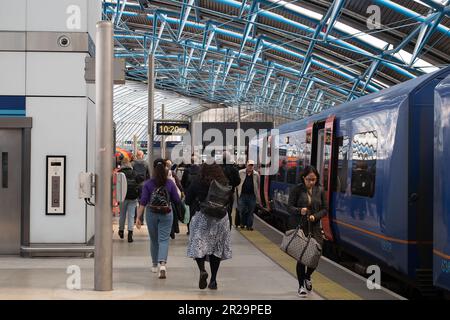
[287,183,328,245]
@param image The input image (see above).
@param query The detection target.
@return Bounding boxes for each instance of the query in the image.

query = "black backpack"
[133,160,149,181]
[148,186,171,214]
[121,168,139,200]
[200,180,232,219]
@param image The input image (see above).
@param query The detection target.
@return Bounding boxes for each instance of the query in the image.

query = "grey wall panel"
[0,32,26,51]
[0,0,26,31]
[26,0,88,32]
[26,52,87,97]
[26,32,89,52]
[0,52,26,95]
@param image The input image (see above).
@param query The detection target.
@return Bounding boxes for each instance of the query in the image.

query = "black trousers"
[296,261,315,287]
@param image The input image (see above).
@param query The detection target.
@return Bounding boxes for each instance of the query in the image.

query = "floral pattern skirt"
[187,211,232,260]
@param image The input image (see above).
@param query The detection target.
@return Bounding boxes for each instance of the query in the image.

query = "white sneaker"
[304,279,312,291]
[159,265,166,279]
[151,266,158,273]
[298,286,307,297]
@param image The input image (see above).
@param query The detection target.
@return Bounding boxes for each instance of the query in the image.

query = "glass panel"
[351,131,377,198]
[336,136,349,193]
[322,128,332,191]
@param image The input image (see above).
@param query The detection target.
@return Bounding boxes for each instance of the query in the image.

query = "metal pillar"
[148,54,155,174]
[161,104,166,159]
[94,21,113,291]
[237,103,241,163]
[190,116,194,161]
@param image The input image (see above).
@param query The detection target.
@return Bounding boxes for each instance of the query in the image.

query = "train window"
[336,136,349,193]
[277,148,287,182]
[351,131,377,198]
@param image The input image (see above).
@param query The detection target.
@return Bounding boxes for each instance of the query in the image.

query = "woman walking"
[185,163,232,290]
[136,159,181,279]
[287,166,327,297]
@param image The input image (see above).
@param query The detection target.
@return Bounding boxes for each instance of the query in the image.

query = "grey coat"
[287,184,328,246]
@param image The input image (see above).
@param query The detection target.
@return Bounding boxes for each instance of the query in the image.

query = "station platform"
[0,216,403,300]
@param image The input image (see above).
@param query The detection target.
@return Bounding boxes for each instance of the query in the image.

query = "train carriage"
[434,74,450,293]
[254,66,450,295]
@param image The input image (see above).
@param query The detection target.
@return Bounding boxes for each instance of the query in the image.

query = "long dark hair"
[153,158,168,187]
[199,163,228,186]
[300,165,320,186]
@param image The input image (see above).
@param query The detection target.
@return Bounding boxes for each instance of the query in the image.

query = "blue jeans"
[238,193,256,228]
[119,199,137,231]
[145,207,173,265]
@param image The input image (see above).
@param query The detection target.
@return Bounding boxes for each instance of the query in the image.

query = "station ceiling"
[104,0,450,120]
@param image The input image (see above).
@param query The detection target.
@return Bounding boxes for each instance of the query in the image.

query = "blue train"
[434,74,450,294]
[251,65,450,296]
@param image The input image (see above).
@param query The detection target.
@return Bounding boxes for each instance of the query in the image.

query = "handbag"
[280,220,322,269]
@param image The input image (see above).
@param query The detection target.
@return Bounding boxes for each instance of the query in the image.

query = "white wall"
[0,0,102,247]
[26,52,87,97]
[0,0,26,31]
[26,0,88,32]
[27,97,88,243]
[0,52,26,95]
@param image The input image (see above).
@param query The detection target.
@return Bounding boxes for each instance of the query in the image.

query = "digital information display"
[156,122,190,136]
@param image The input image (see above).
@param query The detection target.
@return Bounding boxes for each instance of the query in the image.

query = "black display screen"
[156,122,190,136]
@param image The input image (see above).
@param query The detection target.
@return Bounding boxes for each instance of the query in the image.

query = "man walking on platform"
[237,160,260,231]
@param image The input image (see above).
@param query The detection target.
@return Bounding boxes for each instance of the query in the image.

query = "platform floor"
[0,220,321,300]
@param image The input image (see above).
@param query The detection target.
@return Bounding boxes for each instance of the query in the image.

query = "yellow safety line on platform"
[238,229,362,300]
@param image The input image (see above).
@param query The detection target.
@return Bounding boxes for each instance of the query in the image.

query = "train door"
[304,116,336,241]
[0,129,22,254]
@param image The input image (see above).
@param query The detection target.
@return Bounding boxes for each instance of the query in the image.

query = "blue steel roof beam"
[151,13,167,55]
[296,79,314,113]
[265,81,278,106]
[113,0,127,27]
[288,0,345,109]
[114,36,367,102]
[221,49,235,85]
[244,70,257,95]
[322,0,346,42]
[312,90,324,113]
[261,61,274,97]
[245,37,264,82]
[238,1,260,57]
[178,0,195,41]
[419,0,447,11]
[182,44,195,81]
[193,0,202,23]
[199,22,216,69]
[239,0,249,18]
[207,0,421,78]
[276,78,290,106]
[373,0,450,33]
[107,1,444,82]
[211,63,223,97]
[410,8,449,65]
[109,10,383,91]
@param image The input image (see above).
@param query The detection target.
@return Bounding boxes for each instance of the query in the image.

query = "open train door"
[304,117,335,242]
[320,115,336,242]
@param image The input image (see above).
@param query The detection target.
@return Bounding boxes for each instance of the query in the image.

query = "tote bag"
[280,224,322,269]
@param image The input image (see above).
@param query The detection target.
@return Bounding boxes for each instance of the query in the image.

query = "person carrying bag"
[284,166,328,297]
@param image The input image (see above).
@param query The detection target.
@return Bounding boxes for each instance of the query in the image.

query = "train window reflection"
[336,136,349,193]
[351,131,377,198]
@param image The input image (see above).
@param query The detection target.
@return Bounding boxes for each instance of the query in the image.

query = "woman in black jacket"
[288,165,327,297]
[185,163,232,290]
